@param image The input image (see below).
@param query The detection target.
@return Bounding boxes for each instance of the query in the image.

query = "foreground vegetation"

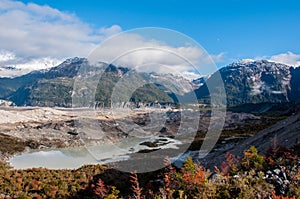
[0,143,299,199]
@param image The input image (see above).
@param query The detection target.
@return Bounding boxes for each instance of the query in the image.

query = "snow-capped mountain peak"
[0,57,62,78]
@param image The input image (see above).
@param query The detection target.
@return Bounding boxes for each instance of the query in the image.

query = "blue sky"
[0,0,300,75]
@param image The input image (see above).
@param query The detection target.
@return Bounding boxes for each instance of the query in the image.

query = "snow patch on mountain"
[0,57,62,78]
[148,72,194,94]
[240,59,256,64]
[181,71,202,81]
[250,79,264,95]
[0,100,15,107]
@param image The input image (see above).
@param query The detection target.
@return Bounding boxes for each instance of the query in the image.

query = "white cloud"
[0,51,62,77]
[88,33,224,75]
[0,0,102,58]
[0,0,122,75]
[11,57,62,70]
[99,25,122,39]
[268,52,300,67]
[0,50,15,62]
[210,52,226,63]
[0,0,223,77]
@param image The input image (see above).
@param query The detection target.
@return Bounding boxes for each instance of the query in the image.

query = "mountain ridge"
[191,59,300,106]
[1,58,300,107]
[1,58,178,107]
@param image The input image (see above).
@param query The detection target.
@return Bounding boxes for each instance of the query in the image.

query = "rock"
[25,140,40,149]
[265,167,290,195]
[137,148,160,153]
[208,173,225,183]
[159,127,167,133]
[140,141,158,148]
[158,138,168,142]
[0,100,15,107]
[67,130,78,136]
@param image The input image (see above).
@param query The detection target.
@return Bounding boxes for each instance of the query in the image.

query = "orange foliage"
[130,171,143,199]
[92,178,108,197]
[272,191,296,199]
[182,166,205,185]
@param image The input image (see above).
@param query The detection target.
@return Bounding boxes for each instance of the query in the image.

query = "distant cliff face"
[193,60,300,106]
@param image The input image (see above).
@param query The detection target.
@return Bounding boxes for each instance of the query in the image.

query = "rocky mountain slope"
[1,58,300,107]
[1,58,188,107]
[199,104,300,168]
[192,60,300,106]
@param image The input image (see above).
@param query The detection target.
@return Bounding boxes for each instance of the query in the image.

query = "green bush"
[241,146,264,171]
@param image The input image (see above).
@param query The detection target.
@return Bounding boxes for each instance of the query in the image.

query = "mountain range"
[0,58,299,107]
[193,60,300,106]
[0,58,178,107]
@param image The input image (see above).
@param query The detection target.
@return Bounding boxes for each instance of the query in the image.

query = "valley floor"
[0,104,299,198]
[0,105,295,167]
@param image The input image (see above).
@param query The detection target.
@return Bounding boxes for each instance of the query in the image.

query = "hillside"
[198,104,300,168]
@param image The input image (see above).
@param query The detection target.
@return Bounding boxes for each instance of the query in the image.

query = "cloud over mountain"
[0,0,223,76]
[269,52,300,67]
[0,0,122,71]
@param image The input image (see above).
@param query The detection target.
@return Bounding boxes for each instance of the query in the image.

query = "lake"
[9,136,182,170]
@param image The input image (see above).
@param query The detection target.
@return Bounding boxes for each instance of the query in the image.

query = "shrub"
[241,146,264,171]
